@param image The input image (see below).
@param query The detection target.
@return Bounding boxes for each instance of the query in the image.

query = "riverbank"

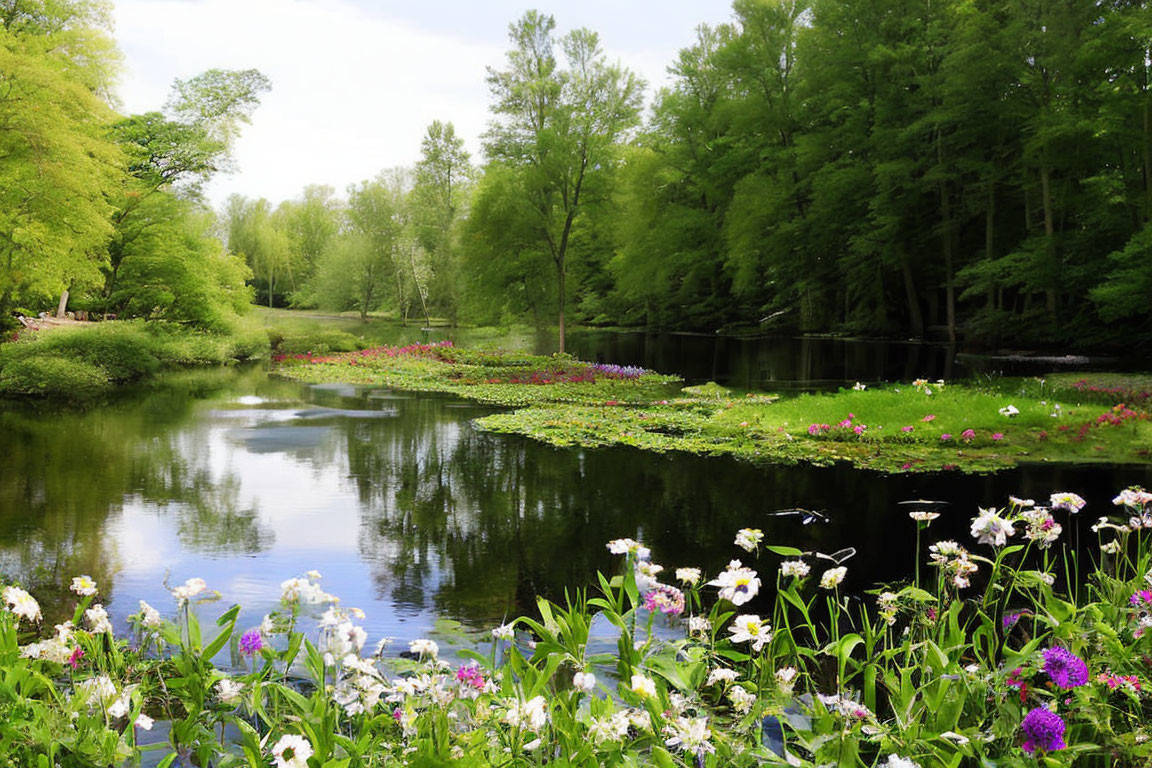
[273,344,1152,473]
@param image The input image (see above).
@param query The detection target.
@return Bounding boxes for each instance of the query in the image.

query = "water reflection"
[0,366,1150,648]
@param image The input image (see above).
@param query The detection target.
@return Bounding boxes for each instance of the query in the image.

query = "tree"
[483,11,643,353]
[413,120,471,323]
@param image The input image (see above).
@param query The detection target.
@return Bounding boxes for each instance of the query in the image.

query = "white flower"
[706,668,738,686]
[135,713,154,730]
[734,528,764,552]
[1101,541,1121,554]
[775,666,798,692]
[727,685,756,713]
[853,382,866,391]
[492,623,515,640]
[107,692,131,719]
[572,671,596,691]
[939,731,969,745]
[305,569,322,580]
[664,716,714,754]
[970,507,1015,547]
[1051,492,1086,513]
[675,567,702,586]
[1020,508,1062,548]
[634,561,664,592]
[628,709,653,731]
[70,575,98,597]
[780,560,810,579]
[261,614,275,634]
[3,586,41,623]
[408,638,439,659]
[21,638,72,663]
[271,734,314,768]
[727,614,772,652]
[138,600,162,629]
[522,738,542,752]
[688,616,711,637]
[216,678,245,704]
[877,591,899,625]
[629,674,657,699]
[606,538,640,555]
[882,756,921,768]
[588,711,630,745]
[84,605,112,634]
[172,577,208,604]
[819,566,847,590]
[999,404,1019,418]
[279,576,332,604]
[708,561,761,606]
[908,511,940,523]
[1008,495,1034,508]
[504,695,549,730]
[1114,488,1152,509]
[76,675,118,711]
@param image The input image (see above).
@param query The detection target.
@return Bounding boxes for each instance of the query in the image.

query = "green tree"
[413,121,471,324]
[483,10,643,352]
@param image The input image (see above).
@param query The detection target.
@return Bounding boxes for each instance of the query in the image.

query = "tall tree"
[413,120,471,324]
[483,10,643,352]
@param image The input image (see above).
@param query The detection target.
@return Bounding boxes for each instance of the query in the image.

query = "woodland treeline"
[6,1,1152,350]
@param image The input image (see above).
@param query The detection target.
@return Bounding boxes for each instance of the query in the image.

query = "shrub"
[0,323,161,383]
[0,356,109,396]
[272,328,363,356]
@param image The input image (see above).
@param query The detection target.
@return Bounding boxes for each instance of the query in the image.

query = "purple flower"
[239,629,266,656]
[961,429,976,442]
[1130,590,1152,607]
[992,432,1004,441]
[940,433,952,441]
[643,584,685,616]
[1003,611,1028,630]
[456,662,486,690]
[1021,707,1066,754]
[901,425,914,433]
[1043,647,1088,689]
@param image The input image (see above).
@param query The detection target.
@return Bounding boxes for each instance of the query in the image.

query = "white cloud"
[113,0,732,207]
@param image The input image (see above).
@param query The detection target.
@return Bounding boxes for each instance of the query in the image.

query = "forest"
[5,1,1152,351]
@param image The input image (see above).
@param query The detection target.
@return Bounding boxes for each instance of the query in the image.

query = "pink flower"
[961,429,976,442]
[853,424,866,435]
[921,414,936,422]
[838,419,852,429]
[901,426,914,433]
[808,424,820,436]
[992,432,1004,441]
[940,433,952,441]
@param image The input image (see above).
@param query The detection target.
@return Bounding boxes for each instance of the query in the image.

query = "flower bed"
[2,488,1151,765]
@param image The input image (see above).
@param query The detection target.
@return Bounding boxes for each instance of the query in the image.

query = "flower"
[999,405,1019,417]
[970,508,1015,547]
[216,678,244,704]
[734,528,764,552]
[172,577,208,605]
[709,560,761,606]
[504,695,549,730]
[84,604,112,634]
[819,566,847,590]
[70,575,98,597]
[1049,492,1086,513]
[877,591,899,625]
[644,584,685,615]
[776,666,798,691]
[137,600,162,629]
[909,511,940,523]
[706,668,738,686]
[606,538,644,556]
[239,629,265,655]
[688,616,711,637]
[991,432,1004,441]
[3,586,41,623]
[852,382,866,391]
[572,671,596,691]
[1021,707,1066,754]
[1042,647,1089,689]
[727,614,772,651]
[780,560,810,579]
[629,674,657,699]
[1113,488,1152,509]
[1020,508,1062,548]
[940,433,952,441]
[271,734,314,768]
[727,685,756,713]
[634,561,664,592]
[960,428,976,442]
[279,576,331,604]
[588,712,631,745]
[675,567,702,586]
[408,638,439,659]
[901,425,914,433]
[135,713,154,730]
[882,757,921,768]
[664,716,713,754]
[921,414,936,422]
[492,623,515,640]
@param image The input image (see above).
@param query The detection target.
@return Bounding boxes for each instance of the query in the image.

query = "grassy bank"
[274,345,1152,473]
[0,319,269,397]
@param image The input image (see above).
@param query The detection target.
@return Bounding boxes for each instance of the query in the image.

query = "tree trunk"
[985,182,996,310]
[55,289,70,319]
[557,259,566,355]
[1039,162,1057,316]
[937,137,955,344]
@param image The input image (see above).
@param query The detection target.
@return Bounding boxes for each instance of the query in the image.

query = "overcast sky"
[113,0,735,207]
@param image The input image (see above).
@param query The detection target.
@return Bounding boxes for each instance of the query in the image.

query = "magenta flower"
[901,425,914,433]
[1130,590,1152,607]
[1021,707,1066,754]
[961,429,976,442]
[808,424,820,436]
[853,424,866,435]
[992,432,1004,441]
[68,647,84,669]
[456,662,486,690]
[643,584,685,616]
[1043,647,1088,689]
[940,433,952,441]
[838,419,852,429]
[921,414,936,422]
[239,629,266,656]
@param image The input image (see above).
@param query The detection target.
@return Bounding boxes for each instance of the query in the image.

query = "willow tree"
[483,10,643,353]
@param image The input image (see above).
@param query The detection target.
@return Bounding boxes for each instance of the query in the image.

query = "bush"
[271,328,363,356]
[0,356,109,396]
[0,323,161,383]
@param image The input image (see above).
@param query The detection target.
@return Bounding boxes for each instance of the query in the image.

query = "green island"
[273,343,1152,473]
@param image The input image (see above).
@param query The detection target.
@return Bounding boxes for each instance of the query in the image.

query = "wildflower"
[504,696,549,730]
[84,605,112,634]
[606,538,642,556]
[1020,508,1062,548]
[853,424,867,435]
[992,432,1004,441]
[853,382,866,391]
[455,662,486,691]
[68,646,84,668]
[137,600,162,629]
[819,566,847,590]
[1049,492,1086,513]
[634,561,664,592]
[909,511,940,523]
[727,614,772,652]
[664,716,714,755]
[1131,590,1152,607]
[239,629,265,655]
[1021,707,1066,754]
[271,734,314,768]
[278,576,331,605]
[408,638,439,659]
[70,575,98,597]
[999,405,1019,417]
[877,592,898,626]
[643,584,685,615]
[1043,647,1089,689]
[629,674,657,699]
[172,577,208,605]
[780,560,810,579]
[882,757,921,768]
[807,423,820,436]
[901,425,914,433]
[728,685,756,713]
[1101,541,1121,554]
[929,541,979,589]
[588,712,630,745]
[709,561,761,606]
[1003,611,1028,630]
[734,528,764,552]
[492,623,515,640]
[688,616,711,637]
[940,731,969,745]
[572,671,596,691]
[706,668,738,686]
[961,429,976,442]
[940,433,952,441]
[1096,671,1141,692]
[776,666,798,692]
[135,713,154,730]
[216,678,245,704]
[2,586,41,623]
[970,507,1015,547]
[921,414,936,422]
[1113,488,1152,509]
[675,567,702,586]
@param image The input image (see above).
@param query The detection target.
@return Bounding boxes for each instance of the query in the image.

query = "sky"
[113,0,735,207]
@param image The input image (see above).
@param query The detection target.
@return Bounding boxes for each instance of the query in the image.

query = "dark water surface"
[0,334,1149,647]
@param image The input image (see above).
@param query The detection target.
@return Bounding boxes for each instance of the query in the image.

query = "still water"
[0,334,1148,648]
